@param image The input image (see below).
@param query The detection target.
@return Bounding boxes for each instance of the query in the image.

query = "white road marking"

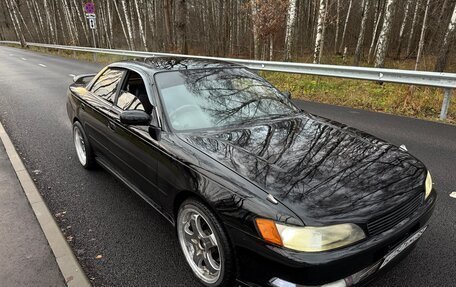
[69,74,76,77]
[21,57,27,61]
[9,54,13,56]
[450,192,456,199]
[38,64,47,68]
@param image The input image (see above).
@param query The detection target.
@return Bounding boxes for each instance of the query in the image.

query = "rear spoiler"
[73,73,97,86]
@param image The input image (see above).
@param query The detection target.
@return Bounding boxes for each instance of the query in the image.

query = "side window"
[116,71,153,114]
[90,69,125,103]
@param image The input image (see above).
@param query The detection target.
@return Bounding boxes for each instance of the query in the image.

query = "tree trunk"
[414,0,431,70]
[354,0,370,66]
[284,0,298,61]
[368,0,384,63]
[163,0,174,50]
[313,0,327,63]
[25,0,42,42]
[426,0,448,52]
[121,0,135,50]
[175,0,188,54]
[334,0,340,54]
[251,0,260,59]
[434,3,456,72]
[405,0,421,58]
[134,0,148,51]
[374,0,396,68]
[338,0,353,54]
[113,0,131,49]
[6,0,27,47]
[396,0,412,59]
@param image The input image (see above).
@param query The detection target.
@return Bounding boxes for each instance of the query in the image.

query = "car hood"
[179,113,426,225]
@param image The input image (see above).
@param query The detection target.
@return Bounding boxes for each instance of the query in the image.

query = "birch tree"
[368,0,384,63]
[313,0,327,63]
[334,0,340,54]
[405,0,421,58]
[414,0,431,70]
[251,0,260,59]
[338,0,353,54]
[113,0,131,50]
[354,0,370,66]
[374,0,396,68]
[5,0,26,47]
[121,0,135,50]
[395,0,412,59]
[134,0,148,51]
[284,0,298,61]
[434,3,456,72]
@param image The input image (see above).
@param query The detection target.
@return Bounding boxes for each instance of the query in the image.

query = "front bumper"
[230,190,436,287]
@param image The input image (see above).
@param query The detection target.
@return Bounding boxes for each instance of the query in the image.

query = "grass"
[6,43,455,124]
[262,72,455,124]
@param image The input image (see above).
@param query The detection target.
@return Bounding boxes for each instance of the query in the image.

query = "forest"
[1,0,456,72]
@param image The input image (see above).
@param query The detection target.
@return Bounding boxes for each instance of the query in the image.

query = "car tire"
[72,121,95,169]
[177,199,236,287]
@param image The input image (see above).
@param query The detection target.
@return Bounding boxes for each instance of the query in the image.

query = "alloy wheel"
[73,126,87,166]
[177,207,222,284]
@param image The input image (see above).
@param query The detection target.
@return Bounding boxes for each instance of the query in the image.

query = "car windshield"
[155,68,299,131]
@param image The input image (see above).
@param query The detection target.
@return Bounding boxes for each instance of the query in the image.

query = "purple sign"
[84,2,95,14]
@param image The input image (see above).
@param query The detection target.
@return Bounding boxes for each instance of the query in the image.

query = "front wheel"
[177,199,236,287]
[72,121,95,169]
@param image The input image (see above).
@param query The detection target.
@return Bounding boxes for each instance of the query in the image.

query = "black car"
[67,57,436,287]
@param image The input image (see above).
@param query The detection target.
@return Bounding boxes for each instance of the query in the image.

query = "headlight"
[425,171,433,199]
[255,219,365,252]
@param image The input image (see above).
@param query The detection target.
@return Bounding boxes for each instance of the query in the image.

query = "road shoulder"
[0,121,90,287]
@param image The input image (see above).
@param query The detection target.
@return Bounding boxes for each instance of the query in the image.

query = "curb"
[0,121,91,287]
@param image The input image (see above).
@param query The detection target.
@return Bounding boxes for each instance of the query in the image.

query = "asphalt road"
[0,46,455,287]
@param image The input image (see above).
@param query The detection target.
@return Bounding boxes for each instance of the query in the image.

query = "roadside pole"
[83,2,97,62]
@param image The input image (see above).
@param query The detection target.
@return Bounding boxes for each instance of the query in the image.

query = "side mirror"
[283,91,292,99]
[120,110,151,126]
[73,73,96,86]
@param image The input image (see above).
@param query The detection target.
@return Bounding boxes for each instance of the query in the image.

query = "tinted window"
[116,71,153,114]
[91,69,124,103]
[155,68,299,131]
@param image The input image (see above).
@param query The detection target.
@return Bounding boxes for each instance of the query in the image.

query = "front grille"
[367,193,423,236]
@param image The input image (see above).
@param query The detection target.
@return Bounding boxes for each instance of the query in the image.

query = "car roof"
[110,56,244,74]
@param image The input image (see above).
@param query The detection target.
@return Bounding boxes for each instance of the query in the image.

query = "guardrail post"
[439,88,453,121]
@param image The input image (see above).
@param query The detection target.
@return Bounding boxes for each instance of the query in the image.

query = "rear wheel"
[177,199,236,287]
[73,121,95,169]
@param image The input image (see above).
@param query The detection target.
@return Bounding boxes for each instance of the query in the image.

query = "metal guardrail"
[1,41,454,120]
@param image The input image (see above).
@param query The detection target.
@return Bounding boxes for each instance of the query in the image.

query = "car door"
[107,69,167,211]
[81,68,125,165]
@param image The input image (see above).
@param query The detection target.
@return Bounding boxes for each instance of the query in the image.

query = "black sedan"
[67,57,436,287]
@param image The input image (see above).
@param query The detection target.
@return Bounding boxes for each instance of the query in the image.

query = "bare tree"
[121,0,135,50]
[374,0,396,68]
[334,0,340,54]
[395,0,412,59]
[284,0,298,61]
[175,0,188,54]
[434,2,456,72]
[405,0,421,58]
[313,0,327,63]
[368,0,385,63]
[5,0,26,47]
[338,0,353,54]
[134,0,148,51]
[354,0,370,66]
[414,0,431,70]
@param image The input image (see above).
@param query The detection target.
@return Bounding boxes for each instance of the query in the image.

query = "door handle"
[108,121,116,131]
